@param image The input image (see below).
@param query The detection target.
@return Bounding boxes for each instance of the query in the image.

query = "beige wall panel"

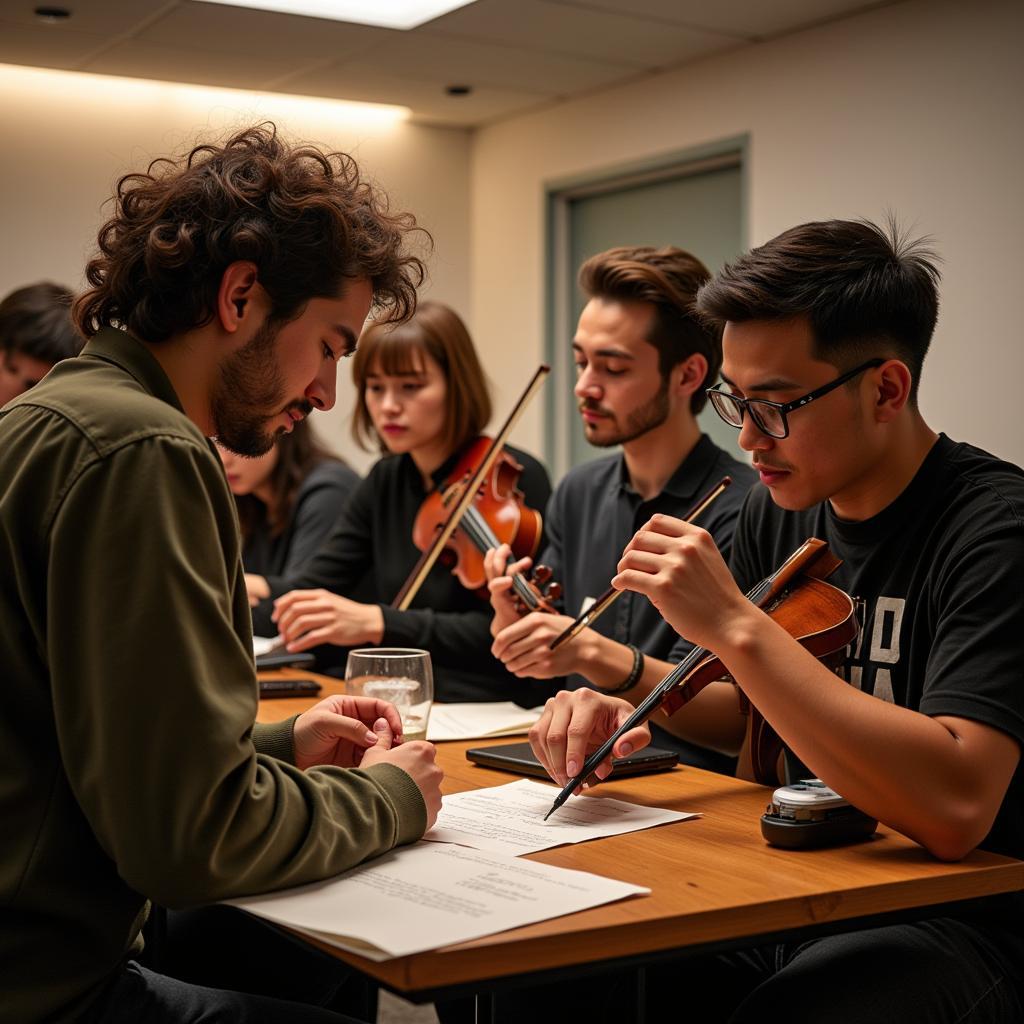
[470,0,1024,466]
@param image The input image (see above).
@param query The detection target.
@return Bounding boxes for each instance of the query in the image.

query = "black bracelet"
[594,643,645,695]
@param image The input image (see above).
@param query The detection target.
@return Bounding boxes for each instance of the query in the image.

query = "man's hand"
[491,612,587,678]
[273,589,385,651]
[245,573,270,608]
[360,719,444,831]
[483,543,533,636]
[292,694,404,770]
[529,689,651,790]
[613,515,748,651]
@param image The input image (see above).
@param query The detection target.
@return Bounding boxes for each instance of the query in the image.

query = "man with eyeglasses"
[528,219,1024,1022]
[482,245,756,774]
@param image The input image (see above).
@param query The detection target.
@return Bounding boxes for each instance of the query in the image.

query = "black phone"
[466,740,678,779]
[258,677,322,699]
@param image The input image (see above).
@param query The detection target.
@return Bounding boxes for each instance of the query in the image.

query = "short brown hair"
[696,218,940,404]
[74,123,428,341]
[578,245,718,413]
[351,300,491,456]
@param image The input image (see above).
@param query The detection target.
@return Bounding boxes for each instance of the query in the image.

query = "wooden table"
[258,669,1024,1003]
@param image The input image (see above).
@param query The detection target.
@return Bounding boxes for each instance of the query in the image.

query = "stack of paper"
[424,779,696,855]
[427,702,544,741]
[227,842,649,961]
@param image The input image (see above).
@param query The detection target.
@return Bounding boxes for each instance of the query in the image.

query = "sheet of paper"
[423,778,696,856]
[427,702,544,741]
[252,634,284,657]
[226,841,648,961]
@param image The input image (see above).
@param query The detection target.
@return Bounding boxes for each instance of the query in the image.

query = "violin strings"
[459,505,540,609]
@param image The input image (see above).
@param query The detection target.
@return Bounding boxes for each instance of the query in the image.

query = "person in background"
[248,299,556,706]
[0,280,83,405]
[485,245,756,773]
[217,417,359,583]
[0,123,441,1024]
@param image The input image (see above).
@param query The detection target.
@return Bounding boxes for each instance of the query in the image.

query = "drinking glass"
[344,648,433,742]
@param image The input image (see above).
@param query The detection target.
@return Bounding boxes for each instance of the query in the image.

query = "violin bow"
[548,475,733,651]
[543,537,836,819]
[391,365,550,611]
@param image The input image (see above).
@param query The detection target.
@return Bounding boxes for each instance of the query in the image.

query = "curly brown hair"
[74,123,428,341]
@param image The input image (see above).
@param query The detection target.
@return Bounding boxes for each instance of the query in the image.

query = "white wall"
[0,64,472,473]
[470,0,1024,466]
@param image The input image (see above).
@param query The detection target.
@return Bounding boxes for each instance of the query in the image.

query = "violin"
[391,366,562,612]
[543,537,859,816]
[405,436,561,606]
[658,538,857,785]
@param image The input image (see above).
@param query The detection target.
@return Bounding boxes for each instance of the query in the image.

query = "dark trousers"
[440,915,1024,1024]
[86,905,375,1023]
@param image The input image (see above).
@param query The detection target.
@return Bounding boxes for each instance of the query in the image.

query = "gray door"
[552,159,745,470]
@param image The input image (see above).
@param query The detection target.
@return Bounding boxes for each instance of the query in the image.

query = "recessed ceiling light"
[34,5,71,21]
[192,0,478,31]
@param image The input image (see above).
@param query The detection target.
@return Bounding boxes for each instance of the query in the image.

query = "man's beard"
[211,317,307,457]
[582,376,670,448]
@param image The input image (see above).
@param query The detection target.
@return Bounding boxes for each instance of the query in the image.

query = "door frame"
[543,134,750,478]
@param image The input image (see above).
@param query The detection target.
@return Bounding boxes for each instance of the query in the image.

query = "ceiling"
[0,0,900,127]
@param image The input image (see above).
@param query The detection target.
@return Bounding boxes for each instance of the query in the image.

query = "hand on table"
[360,719,444,831]
[293,694,404,770]
[273,589,385,651]
[529,688,651,790]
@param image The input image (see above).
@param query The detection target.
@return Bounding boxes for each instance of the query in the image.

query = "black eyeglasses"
[706,359,885,439]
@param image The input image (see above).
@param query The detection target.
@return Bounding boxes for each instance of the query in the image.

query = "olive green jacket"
[0,327,426,1023]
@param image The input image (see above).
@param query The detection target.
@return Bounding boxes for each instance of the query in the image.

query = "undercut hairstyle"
[351,300,491,457]
[696,218,940,404]
[578,245,718,413]
[235,418,343,542]
[74,123,428,341]
[0,282,82,362]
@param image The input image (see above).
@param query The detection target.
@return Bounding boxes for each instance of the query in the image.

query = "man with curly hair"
[0,124,441,1023]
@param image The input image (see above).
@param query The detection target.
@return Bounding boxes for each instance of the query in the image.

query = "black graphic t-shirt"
[731,434,1024,861]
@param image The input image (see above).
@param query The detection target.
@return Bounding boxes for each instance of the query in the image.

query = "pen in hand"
[542,641,710,820]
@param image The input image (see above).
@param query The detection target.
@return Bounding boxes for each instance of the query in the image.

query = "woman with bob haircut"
[248,300,554,704]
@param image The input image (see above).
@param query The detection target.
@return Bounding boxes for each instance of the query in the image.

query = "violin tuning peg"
[533,565,552,585]
[546,583,562,602]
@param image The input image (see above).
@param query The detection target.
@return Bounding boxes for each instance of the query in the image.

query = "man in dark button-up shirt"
[487,245,756,771]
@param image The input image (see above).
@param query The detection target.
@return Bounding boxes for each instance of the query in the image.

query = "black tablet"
[255,650,316,670]
[466,740,678,779]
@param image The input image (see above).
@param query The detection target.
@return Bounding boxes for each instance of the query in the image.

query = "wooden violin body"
[657,539,859,785]
[411,437,544,594]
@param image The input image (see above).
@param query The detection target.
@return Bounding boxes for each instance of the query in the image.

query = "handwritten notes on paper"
[227,842,649,961]
[424,779,696,856]
[427,702,544,742]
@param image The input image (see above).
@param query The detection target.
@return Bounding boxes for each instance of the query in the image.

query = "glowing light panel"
[193,0,478,31]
